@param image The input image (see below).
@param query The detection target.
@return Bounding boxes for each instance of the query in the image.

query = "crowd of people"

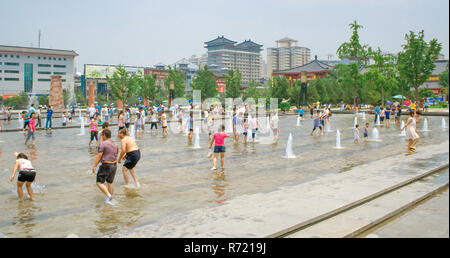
[1,99,434,204]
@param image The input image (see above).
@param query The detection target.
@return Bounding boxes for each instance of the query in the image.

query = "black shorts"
[18,170,36,182]
[125,123,130,129]
[90,131,98,141]
[119,126,125,131]
[151,122,157,129]
[24,121,29,129]
[124,150,141,169]
[96,163,117,184]
[313,125,322,131]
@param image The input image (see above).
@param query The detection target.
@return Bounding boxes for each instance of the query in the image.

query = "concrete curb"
[267,163,449,238]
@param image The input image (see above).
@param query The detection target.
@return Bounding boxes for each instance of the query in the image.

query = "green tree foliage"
[224,69,242,98]
[439,62,449,97]
[106,65,138,110]
[4,92,29,108]
[365,48,398,105]
[138,73,161,104]
[336,20,370,107]
[397,30,442,101]
[165,65,185,98]
[288,80,301,106]
[419,87,435,98]
[191,65,218,100]
[272,75,290,101]
[38,95,49,106]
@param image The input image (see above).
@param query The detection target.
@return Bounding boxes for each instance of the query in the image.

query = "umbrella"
[386,100,392,106]
[393,95,405,99]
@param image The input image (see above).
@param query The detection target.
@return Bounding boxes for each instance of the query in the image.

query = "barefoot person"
[89,114,99,148]
[10,152,36,201]
[401,111,420,153]
[209,125,228,170]
[310,110,323,136]
[118,128,141,187]
[161,109,169,137]
[92,129,118,204]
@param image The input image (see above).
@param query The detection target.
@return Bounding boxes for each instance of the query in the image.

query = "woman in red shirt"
[209,125,228,170]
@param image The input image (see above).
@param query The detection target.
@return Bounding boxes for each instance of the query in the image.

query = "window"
[53,57,56,60]
[38,57,41,59]
[64,58,66,61]
[62,79,66,82]
[38,71,51,74]
[4,70,19,74]
[10,55,13,58]
[54,65,66,68]
[5,78,19,81]
[28,56,30,58]
[53,72,66,75]
[16,55,19,58]
[43,57,46,60]
[58,58,61,61]
[4,62,19,66]
[38,78,51,82]
[38,64,51,67]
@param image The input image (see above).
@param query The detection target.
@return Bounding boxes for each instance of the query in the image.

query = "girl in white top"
[270,113,279,140]
[354,124,360,143]
[401,111,420,153]
[249,115,259,143]
[10,152,36,201]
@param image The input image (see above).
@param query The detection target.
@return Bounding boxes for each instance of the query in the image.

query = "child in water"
[364,123,369,142]
[10,152,36,201]
[354,124,360,143]
[89,114,99,148]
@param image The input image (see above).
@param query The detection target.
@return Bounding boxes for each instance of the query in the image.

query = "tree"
[419,87,434,99]
[224,69,242,98]
[288,80,301,106]
[191,65,218,100]
[242,80,259,101]
[165,65,185,98]
[272,75,289,101]
[138,73,160,105]
[365,48,398,106]
[337,20,370,107]
[439,62,449,98]
[397,30,442,101]
[38,95,49,106]
[106,65,138,111]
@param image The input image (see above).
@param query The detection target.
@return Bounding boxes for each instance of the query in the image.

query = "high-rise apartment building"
[204,36,263,83]
[267,37,310,77]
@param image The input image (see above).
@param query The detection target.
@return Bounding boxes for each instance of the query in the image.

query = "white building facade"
[0,45,78,97]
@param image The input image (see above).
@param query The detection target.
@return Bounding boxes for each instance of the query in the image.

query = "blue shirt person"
[45,106,54,129]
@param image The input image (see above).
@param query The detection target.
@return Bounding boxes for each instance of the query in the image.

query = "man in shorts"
[92,129,118,204]
[118,128,141,188]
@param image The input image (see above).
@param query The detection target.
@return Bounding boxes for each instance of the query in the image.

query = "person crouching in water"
[10,152,36,201]
[209,125,229,170]
[92,129,119,204]
[118,128,141,188]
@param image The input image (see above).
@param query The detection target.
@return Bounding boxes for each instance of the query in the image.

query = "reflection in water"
[94,200,143,237]
[12,202,41,237]
[212,170,228,204]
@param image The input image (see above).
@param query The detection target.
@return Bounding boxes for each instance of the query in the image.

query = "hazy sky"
[1,0,448,73]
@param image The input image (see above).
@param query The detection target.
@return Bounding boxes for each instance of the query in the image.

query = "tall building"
[171,58,199,93]
[267,37,310,77]
[204,36,263,83]
[0,45,78,98]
